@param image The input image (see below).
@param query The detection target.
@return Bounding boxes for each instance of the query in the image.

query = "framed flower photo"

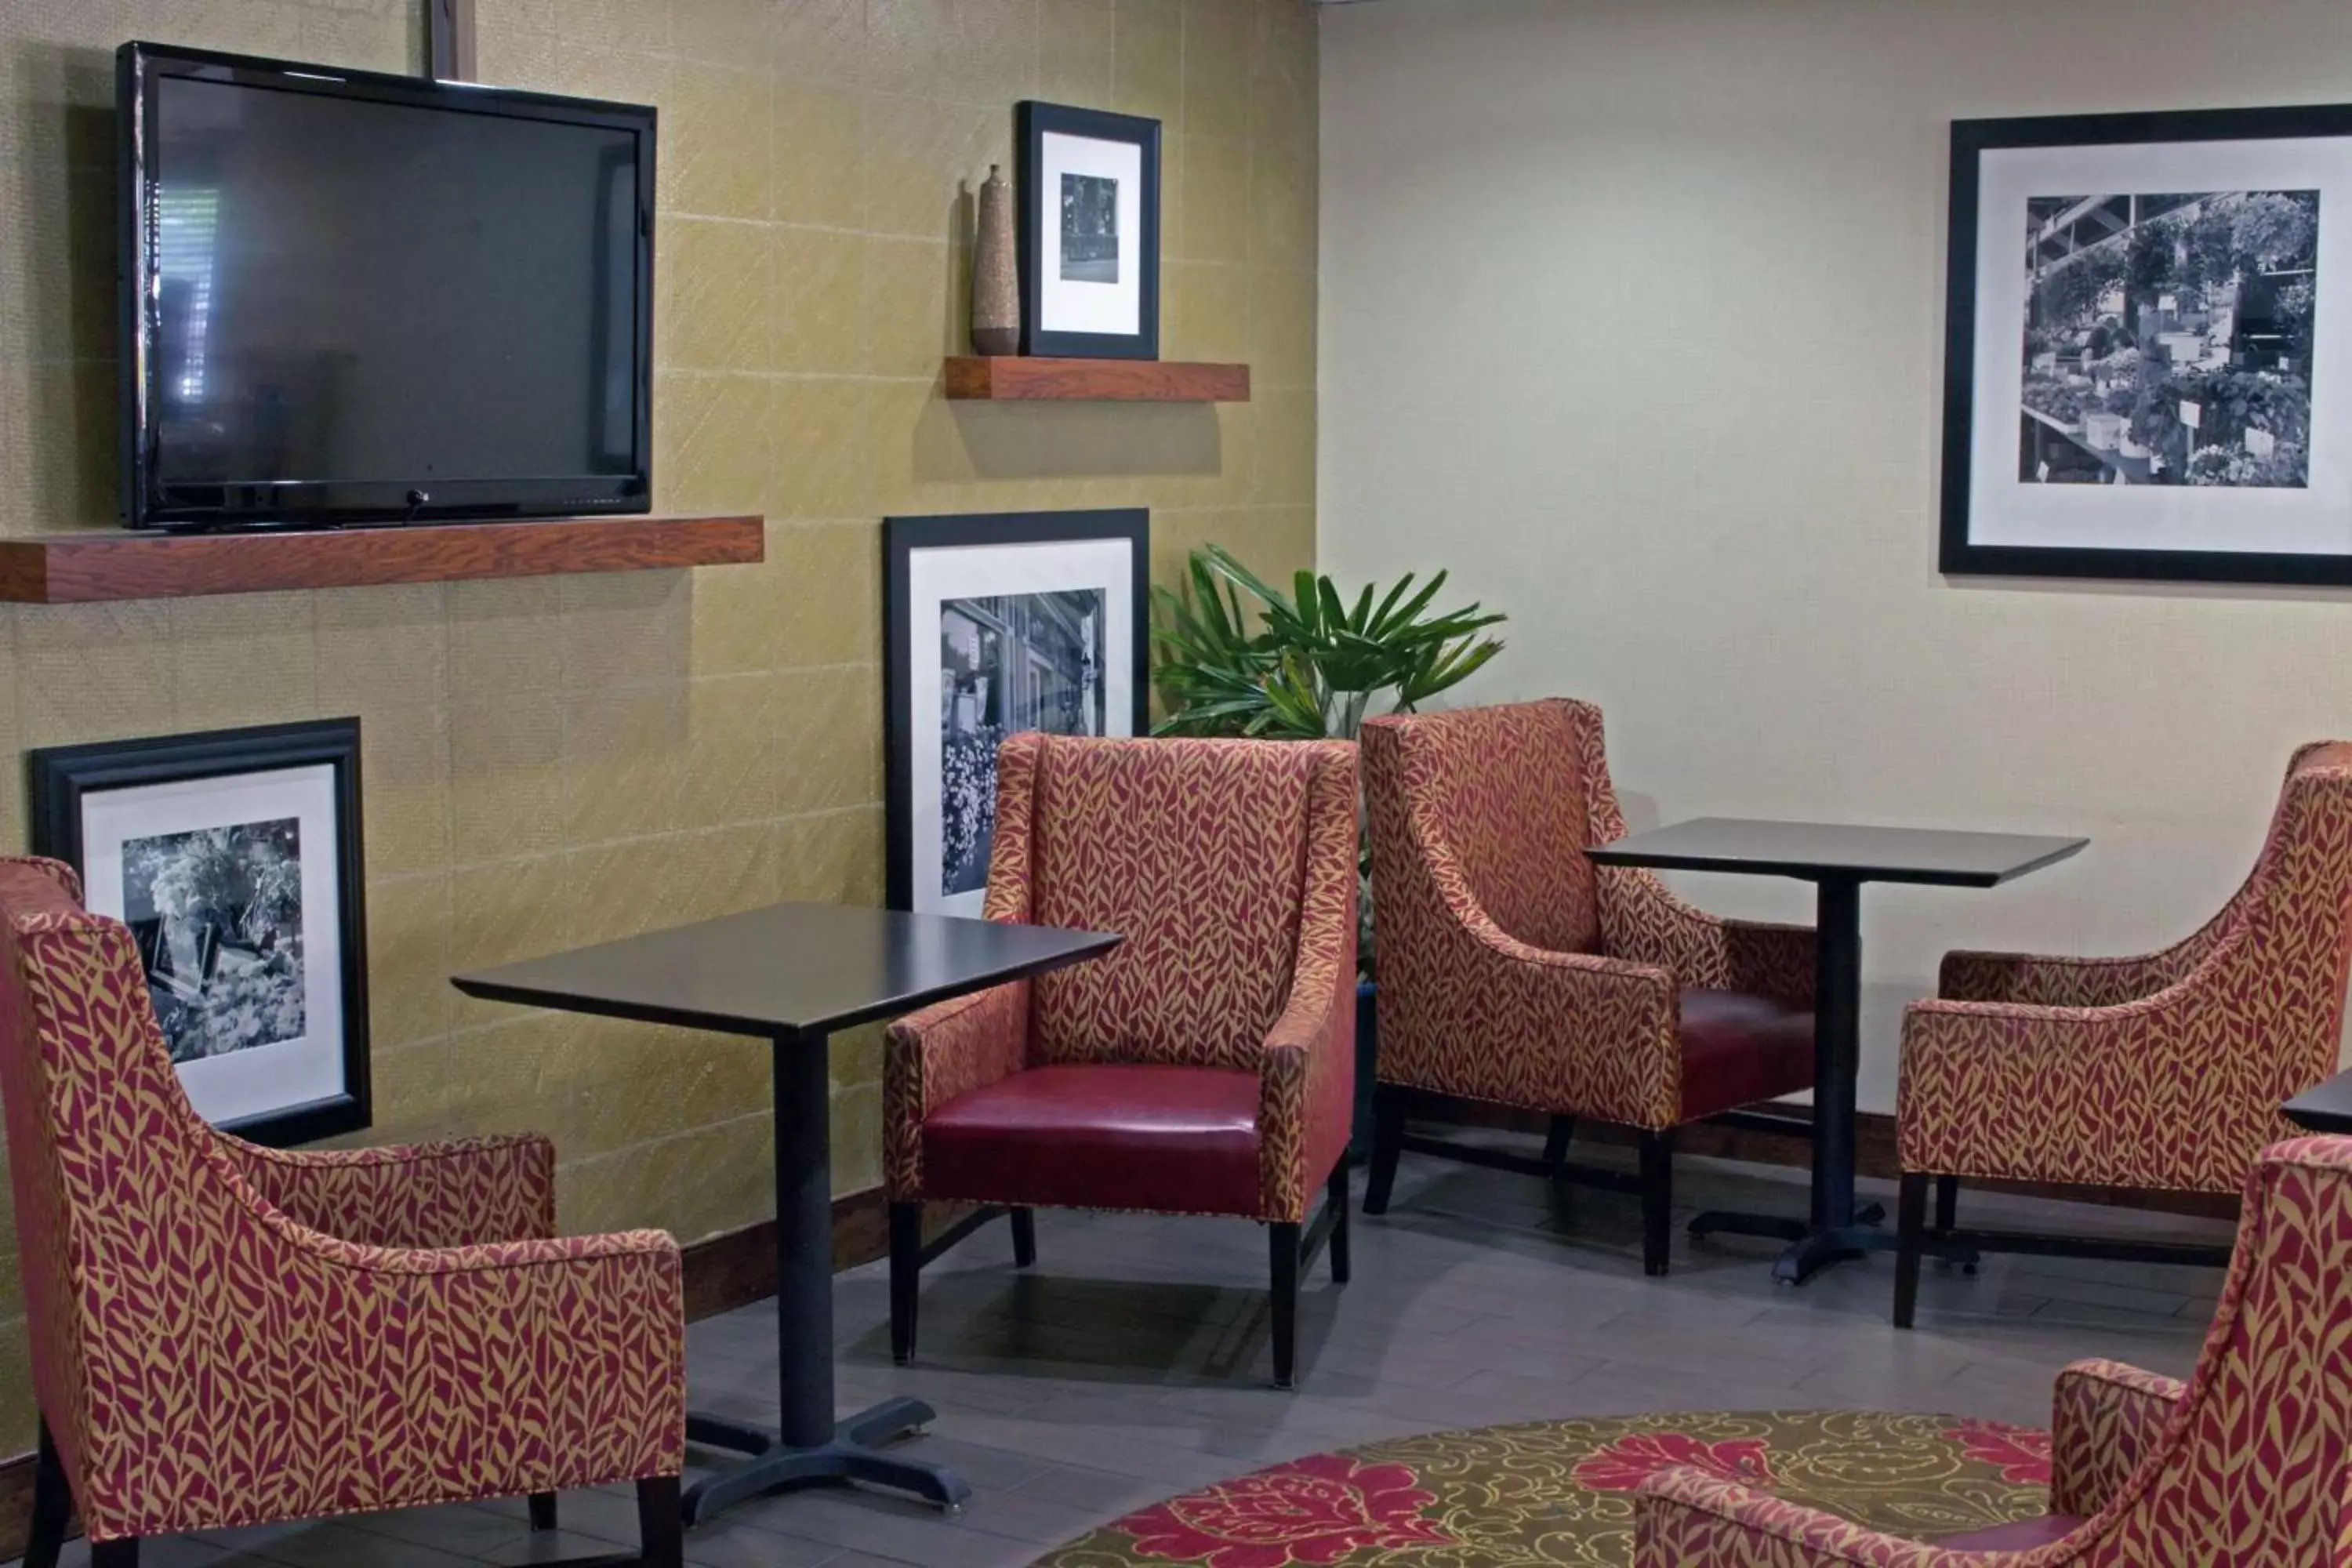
[28,718,371,1146]
[1941,103,2352,584]
[1017,101,1161,360]
[884,510,1149,915]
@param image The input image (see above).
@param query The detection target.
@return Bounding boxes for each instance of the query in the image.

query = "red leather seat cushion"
[1936,1515,2083,1551]
[922,1064,1263,1217]
[1676,988,1815,1120]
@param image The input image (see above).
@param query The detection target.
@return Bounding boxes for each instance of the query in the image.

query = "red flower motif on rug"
[1570,1431,1777,1493]
[1118,1451,1453,1568]
[1944,1419,2054,1485]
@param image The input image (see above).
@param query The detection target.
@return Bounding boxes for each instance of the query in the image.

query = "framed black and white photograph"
[1942,103,2352,583]
[29,719,370,1146]
[1018,101,1160,360]
[884,509,1149,914]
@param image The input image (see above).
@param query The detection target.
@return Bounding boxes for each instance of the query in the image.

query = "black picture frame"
[27,718,372,1146]
[884,509,1151,913]
[1940,102,2352,585]
[1017,101,1162,360]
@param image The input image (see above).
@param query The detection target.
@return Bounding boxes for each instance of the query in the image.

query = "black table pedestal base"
[681,1400,970,1524]
[1690,1205,1980,1284]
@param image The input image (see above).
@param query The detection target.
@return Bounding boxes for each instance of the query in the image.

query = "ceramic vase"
[971,162,1018,356]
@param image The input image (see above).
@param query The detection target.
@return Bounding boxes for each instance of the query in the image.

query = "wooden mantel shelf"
[0,514,763,604]
[944,357,1250,402]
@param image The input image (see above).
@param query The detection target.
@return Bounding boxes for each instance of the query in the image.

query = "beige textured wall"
[1319,0,2352,1114]
[0,0,1316,1450]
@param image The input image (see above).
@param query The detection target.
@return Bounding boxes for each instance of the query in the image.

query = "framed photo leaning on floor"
[1018,100,1161,359]
[1941,102,2351,584]
[27,718,370,1145]
[884,509,1149,916]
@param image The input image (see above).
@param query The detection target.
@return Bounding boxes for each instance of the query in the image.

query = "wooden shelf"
[0,514,764,604]
[944,357,1250,402]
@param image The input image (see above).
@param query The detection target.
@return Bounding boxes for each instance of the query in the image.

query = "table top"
[451,902,1121,1039]
[1584,817,2089,887]
[2283,1069,2352,1136]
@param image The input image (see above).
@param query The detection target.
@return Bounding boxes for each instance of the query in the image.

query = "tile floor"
[16,1141,2227,1567]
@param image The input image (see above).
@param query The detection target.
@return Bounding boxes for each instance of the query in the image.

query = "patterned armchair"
[0,857,685,1568]
[1360,699,1817,1276]
[1636,1134,2352,1566]
[1893,742,2352,1326]
[885,734,1358,1388]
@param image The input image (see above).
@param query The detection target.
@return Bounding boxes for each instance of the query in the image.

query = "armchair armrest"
[884,978,1030,1200]
[1602,867,1815,1003]
[1635,1468,1948,1566]
[1256,744,1360,1223]
[221,1131,556,1248]
[2050,1358,2184,1516]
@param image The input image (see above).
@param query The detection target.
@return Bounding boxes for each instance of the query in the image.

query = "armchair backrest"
[2205,741,2352,1094]
[0,856,220,1493]
[1362,698,1620,957]
[2074,1136,2352,1564]
[985,733,1355,1072]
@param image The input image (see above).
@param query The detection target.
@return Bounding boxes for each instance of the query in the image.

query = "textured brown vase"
[971,162,1018,356]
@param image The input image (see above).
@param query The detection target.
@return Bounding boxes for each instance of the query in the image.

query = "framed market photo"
[1940,101,2351,584]
[884,508,1150,916]
[1017,100,1162,359]
[27,718,372,1146]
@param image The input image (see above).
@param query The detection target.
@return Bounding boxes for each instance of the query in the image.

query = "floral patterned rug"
[1029,1410,2054,1566]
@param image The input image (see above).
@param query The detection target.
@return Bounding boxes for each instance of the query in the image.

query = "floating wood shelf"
[0,514,764,604]
[944,357,1250,402]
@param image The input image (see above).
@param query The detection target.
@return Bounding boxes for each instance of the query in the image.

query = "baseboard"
[1432,1099,2241,1223]
[0,1185,902,1560]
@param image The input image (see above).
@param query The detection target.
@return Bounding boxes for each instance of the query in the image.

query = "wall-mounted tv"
[118,43,657,531]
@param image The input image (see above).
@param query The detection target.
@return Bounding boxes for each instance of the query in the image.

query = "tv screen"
[118,43,656,529]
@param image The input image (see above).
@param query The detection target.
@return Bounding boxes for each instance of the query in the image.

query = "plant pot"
[1350,979,1378,1163]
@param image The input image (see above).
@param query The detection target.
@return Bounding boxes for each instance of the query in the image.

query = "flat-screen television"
[117,43,656,531]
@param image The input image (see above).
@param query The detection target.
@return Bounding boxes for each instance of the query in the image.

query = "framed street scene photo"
[29,719,371,1146]
[884,509,1149,915]
[1941,103,2352,584]
[1017,101,1161,359]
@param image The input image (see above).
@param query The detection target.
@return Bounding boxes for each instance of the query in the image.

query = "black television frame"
[118,42,659,532]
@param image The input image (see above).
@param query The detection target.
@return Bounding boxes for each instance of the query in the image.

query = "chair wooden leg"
[1543,1115,1574,1167]
[1363,1085,1406,1215]
[1327,1164,1352,1284]
[1638,1129,1675,1277]
[528,1491,557,1532]
[889,1200,922,1367]
[1933,1174,1959,1235]
[89,1543,137,1567]
[1894,1173,1929,1330]
[1010,1206,1038,1268]
[1269,1220,1301,1389]
[635,1475,683,1568]
[26,1417,71,1568]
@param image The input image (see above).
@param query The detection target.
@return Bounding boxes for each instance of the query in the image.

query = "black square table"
[452,902,1120,1526]
[2283,1069,2352,1134]
[1587,818,2085,1283]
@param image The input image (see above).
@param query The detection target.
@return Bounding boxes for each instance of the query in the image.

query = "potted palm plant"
[1151,544,1506,1153]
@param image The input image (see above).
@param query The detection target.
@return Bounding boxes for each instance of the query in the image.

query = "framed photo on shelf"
[884,509,1150,915]
[28,719,371,1146]
[1941,103,2351,584]
[1017,101,1161,359]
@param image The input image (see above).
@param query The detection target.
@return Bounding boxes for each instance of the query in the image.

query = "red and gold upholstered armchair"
[0,858,685,1568]
[1636,1135,2352,1566]
[884,734,1358,1389]
[1893,742,2352,1327]
[1361,699,1816,1276]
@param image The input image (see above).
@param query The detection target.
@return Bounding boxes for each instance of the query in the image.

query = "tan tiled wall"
[0,0,1316,1452]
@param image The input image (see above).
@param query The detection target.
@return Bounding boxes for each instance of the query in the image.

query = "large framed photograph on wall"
[884,509,1149,915]
[28,719,371,1146]
[1017,101,1161,360]
[1940,103,2352,584]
